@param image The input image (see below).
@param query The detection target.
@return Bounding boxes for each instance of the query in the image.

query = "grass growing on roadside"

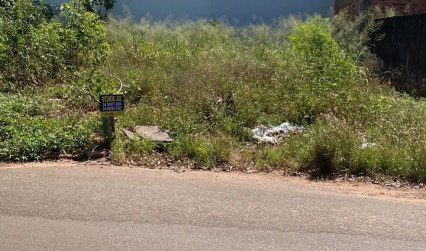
[105,14,426,182]
[1,5,425,182]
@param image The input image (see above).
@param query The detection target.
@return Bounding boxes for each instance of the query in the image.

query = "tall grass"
[103,14,426,181]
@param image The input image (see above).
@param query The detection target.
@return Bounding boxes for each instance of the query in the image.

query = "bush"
[0,0,109,89]
[0,93,100,161]
[300,121,360,176]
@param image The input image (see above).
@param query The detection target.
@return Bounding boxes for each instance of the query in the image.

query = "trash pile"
[252,122,305,144]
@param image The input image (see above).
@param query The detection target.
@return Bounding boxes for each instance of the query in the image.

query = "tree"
[0,0,110,88]
[81,0,116,18]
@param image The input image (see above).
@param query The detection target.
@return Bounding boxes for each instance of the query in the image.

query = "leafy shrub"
[0,93,100,161]
[300,121,360,176]
[80,0,116,17]
[0,0,109,89]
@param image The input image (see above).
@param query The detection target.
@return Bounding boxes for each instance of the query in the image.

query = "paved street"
[1,162,425,250]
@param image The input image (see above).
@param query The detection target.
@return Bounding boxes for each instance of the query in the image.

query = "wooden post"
[102,116,115,149]
[111,116,116,139]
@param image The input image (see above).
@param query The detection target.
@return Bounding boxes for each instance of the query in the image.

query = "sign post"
[99,94,125,148]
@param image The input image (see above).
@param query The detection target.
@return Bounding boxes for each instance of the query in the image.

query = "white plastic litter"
[360,142,377,149]
[252,122,305,144]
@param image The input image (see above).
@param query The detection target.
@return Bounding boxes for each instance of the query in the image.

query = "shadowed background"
[48,0,334,24]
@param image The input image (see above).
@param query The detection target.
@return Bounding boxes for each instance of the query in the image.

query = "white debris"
[252,122,305,144]
[360,142,377,149]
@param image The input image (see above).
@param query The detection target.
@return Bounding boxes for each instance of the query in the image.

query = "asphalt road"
[0,162,425,251]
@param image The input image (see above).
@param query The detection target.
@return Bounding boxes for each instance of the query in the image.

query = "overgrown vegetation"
[0,0,109,89]
[0,93,99,161]
[104,11,426,181]
[0,0,108,160]
[1,2,425,182]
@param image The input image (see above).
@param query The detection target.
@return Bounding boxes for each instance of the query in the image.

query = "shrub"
[0,0,109,88]
[298,121,359,176]
[0,93,100,161]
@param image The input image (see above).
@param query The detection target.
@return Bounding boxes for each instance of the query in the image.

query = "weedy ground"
[102,14,426,182]
[1,7,425,182]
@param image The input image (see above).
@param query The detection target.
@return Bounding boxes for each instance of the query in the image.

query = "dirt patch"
[214,171,426,203]
[303,179,426,203]
[0,159,112,169]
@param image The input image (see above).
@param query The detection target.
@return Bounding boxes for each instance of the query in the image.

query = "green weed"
[0,93,100,161]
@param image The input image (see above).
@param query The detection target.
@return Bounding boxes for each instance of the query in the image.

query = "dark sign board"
[99,94,125,117]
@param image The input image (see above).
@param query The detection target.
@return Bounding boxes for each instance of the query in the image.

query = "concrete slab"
[135,126,173,142]
[122,129,138,140]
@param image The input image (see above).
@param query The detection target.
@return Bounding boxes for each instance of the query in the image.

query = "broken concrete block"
[135,126,173,142]
[122,129,138,140]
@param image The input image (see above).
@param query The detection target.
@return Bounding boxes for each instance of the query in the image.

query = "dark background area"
[48,0,334,24]
[373,13,426,95]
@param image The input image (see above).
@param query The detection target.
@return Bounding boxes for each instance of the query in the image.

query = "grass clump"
[170,135,232,168]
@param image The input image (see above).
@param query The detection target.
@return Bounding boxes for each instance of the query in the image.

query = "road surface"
[0,162,425,250]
